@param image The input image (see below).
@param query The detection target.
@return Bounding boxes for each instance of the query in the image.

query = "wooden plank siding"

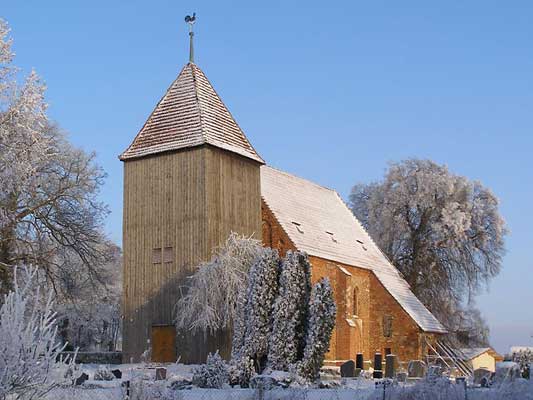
[122,144,261,363]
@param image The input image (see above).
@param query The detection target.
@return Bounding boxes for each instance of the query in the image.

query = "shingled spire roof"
[120,63,264,163]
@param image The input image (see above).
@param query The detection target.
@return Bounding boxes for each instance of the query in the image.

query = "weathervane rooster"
[185,13,196,63]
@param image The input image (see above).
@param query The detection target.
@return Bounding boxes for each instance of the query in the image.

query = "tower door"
[151,325,176,363]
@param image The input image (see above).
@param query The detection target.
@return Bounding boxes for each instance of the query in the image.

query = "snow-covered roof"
[460,348,492,360]
[120,63,264,163]
[261,165,447,334]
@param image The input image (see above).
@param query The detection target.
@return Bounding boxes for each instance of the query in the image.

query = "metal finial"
[184,13,196,63]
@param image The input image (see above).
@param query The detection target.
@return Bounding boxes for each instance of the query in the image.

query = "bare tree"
[53,243,122,351]
[0,19,112,296]
[349,159,506,343]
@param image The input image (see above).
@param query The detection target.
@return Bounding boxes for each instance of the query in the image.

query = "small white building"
[461,347,503,372]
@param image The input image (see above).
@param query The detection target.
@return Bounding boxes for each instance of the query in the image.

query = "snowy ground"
[44,363,533,400]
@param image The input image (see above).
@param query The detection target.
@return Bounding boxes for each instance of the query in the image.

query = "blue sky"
[3,1,532,354]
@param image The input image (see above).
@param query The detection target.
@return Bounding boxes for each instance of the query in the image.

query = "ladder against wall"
[425,338,474,377]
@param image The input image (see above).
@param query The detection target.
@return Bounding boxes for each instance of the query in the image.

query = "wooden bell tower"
[120,33,264,361]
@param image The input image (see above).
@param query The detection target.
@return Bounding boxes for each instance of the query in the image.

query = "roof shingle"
[120,63,264,163]
[261,165,447,334]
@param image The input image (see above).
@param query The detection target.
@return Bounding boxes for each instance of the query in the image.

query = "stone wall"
[61,351,123,364]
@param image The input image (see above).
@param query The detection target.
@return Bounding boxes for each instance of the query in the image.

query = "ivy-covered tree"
[233,247,280,370]
[268,251,312,371]
[297,278,336,381]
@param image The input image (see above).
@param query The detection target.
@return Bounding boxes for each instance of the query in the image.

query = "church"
[119,37,447,366]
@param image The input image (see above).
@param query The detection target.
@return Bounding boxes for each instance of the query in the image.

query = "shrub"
[192,351,229,388]
[94,366,115,381]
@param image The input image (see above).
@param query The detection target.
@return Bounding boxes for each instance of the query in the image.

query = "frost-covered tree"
[349,159,506,342]
[0,18,113,296]
[297,278,336,381]
[175,233,264,333]
[0,266,75,400]
[232,248,280,371]
[446,302,490,347]
[268,251,312,371]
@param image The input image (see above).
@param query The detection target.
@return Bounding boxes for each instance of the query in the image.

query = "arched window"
[352,286,359,316]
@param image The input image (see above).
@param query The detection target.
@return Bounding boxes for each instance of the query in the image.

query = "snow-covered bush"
[233,248,280,370]
[175,233,264,334]
[296,278,336,381]
[228,356,256,387]
[268,251,312,371]
[0,266,76,399]
[192,351,229,389]
[94,366,115,381]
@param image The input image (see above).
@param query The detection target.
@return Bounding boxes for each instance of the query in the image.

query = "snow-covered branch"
[174,233,264,333]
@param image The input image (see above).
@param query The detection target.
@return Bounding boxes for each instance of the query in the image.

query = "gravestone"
[407,360,426,378]
[373,353,383,379]
[385,354,397,378]
[340,360,356,377]
[111,369,122,379]
[426,365,442,383]
[155,367,167,380]
[428,365,442,377]
[74,373,89,386]
[396,372,407,383]
[356,353,364,369]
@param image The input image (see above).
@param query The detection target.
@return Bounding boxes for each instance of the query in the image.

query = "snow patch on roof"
[460,348,492,360]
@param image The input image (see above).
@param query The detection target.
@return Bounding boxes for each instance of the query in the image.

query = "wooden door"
[151,325,176,363]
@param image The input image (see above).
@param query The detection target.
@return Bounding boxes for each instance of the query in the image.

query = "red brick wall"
[262,201,295,256]
[308,256,371,363]
[368,274,421,363]
[261,200,439,366]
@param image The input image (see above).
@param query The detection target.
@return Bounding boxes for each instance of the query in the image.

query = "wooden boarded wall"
[122,145,261,363]
[205,146,262,250]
